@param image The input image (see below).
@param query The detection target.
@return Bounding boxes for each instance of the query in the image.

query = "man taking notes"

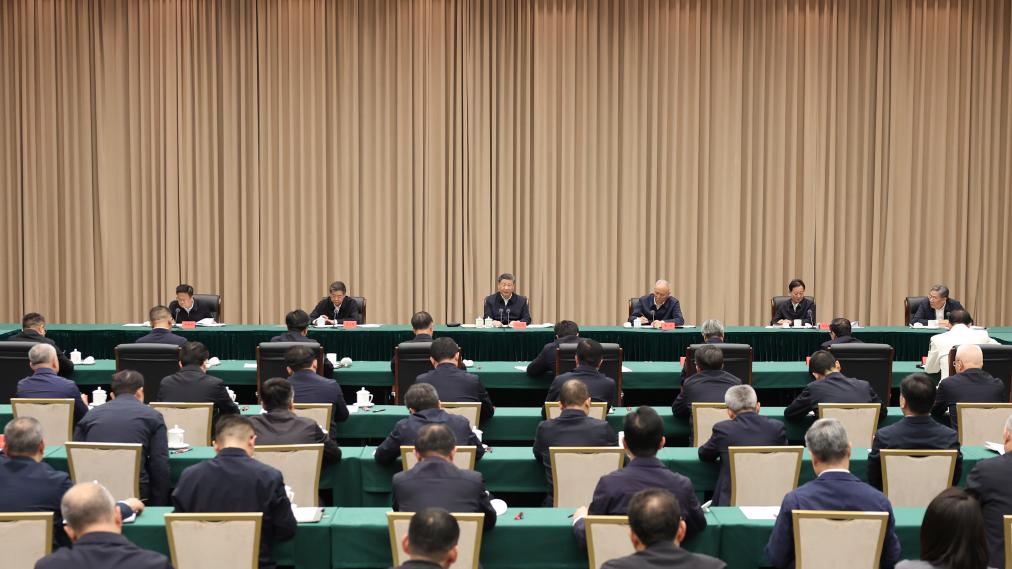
[629,280,684,327]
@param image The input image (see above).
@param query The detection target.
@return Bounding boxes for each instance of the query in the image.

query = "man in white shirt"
[924,310,998,379]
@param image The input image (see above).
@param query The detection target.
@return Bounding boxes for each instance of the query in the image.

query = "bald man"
[629,280,684,327]
[931,344,1007,429]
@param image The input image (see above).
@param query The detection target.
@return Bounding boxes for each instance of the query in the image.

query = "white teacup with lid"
[168,425,186,447]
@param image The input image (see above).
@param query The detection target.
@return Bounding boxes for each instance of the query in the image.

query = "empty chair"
[149,403,213,446]
[191,293,222,321]
[544,401,608,421]
[692,403,730,447]
[956,403,1012,446]
[904,296,928,325]
[255,341,324,396]
[387,512,484,569]
[114,343,181,403]
[879,450,958,507]
[585,515,635,569]
[947,344,1012,401]
[252,444,324,507]
[11,398,74,445]
[292,403,332,432]
[392,342,434,404]
[166,513,261,569]
[0,512,53,569]
[440,402,483,427]
[829,343,895,405]
[555,344,624,405]
[728,446,805,506]
[818,403,881,448]
[793,510,890,569]
[684,344,753,385]
[0,342,35,404]
[550,447,625,507]
[401,445,477,471]
[65,442,142,501]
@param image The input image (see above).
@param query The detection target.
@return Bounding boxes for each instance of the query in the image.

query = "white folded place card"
[294,507,324,523]
[243,362,258,369]
[739,506,780,520]
[621,366,633,372]
[513,365,527,371]
[985,441,1005,455]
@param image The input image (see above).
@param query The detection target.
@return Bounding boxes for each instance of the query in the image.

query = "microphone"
[506,308,511,324]
[806,309,813,325]
[499,308,505,325]
[650,309,656,323]
[173,307,180,320]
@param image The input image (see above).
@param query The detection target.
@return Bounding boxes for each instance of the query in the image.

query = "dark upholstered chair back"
[684,343,753,385]
[393,341,434,404]
[256,341,325,396]
[115,343,182,403]
[947,344,1012,402]
[904,296,927,325]
[192,293,222,321]
[829,343,895,404]
[352,297,367,323]
[0,341,36,404]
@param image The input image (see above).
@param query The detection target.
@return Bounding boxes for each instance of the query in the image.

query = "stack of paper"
[984,441,1005,455]
[739,506,780,520]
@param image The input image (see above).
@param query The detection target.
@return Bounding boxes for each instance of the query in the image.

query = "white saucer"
[168,442,191,450]
[490,499,508,516]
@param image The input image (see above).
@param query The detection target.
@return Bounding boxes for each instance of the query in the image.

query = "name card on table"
[181,321,197,329]
[343,320,358,330]
[510,321,527,330]
[818,322,830,330]
[661,322,676,330]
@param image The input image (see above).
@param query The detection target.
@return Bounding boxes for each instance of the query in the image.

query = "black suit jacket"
[392,457,497,530]
[156,365,240,418]
[629,294,685,325]
[771,297,816,325]
[601,541,726,569]
[546,365,618,408]
[482,293,532,324]
[698,411,789,506]
[0,455,73,548]
[35,532,172,569]
[532,409,617,488]
[135,328,188,346]
[910,297,964,326]
[73,395,169,505]
[416,364,495,422]
[271,330,335,377]
[573,456,706,547]
[866,415,961,491]
[287,369,349,434]
[168,299,214,323]
[820,335,863,349]
[967,453,1012,569]
[931,368,1006,428]
[526,334,581,377]
[784,372,887,421]
[374,408,484,466]
[309,296,362,323]
[172,447,297,569]
[7,329,74,378]
[249,409,341,464]
[672,370,742,419]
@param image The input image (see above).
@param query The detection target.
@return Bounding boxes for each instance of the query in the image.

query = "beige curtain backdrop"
[1,0,1010,327]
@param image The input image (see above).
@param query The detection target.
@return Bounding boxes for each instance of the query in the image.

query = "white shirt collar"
[818,468,850,477]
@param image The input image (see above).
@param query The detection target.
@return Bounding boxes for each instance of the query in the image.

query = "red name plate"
[818,322,830,330]
[510,321,527,330]
[343,320,358,330]
[181,321,196,329]
[661,322,676,330]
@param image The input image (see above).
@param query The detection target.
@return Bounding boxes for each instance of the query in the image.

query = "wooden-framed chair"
[166,513,262,569]
[387,512,484,569]
[879,449,958,507]
[691,403,729,447]
[150,402,213,446]
[114,343,181,403]
[585,515,634,569]
[0,512,53,569]
[292,403,333,432]
[792,510,889,569]
[544,401,608,421]
[441,402,483,427]
[400,446,477,471]
[817,403,881,448]
[955,403,1012,446]
[252,444,324,507]
[550,447,625,507]
[10,398,75,445]
[728,446,805,506]
[65,442,142,501]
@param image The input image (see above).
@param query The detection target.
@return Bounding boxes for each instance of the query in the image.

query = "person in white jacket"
[924,310,998,379]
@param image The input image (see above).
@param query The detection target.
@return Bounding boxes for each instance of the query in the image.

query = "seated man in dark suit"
[272,309,334,378]
[309,280,362,324]
[391,311,436,372]
[931,344,1006,429]
[375,383,484,466]
[415,337,494,423]
[167,283,213,323]
[765,418,901,568]
[868,373,961,490]
[285,345,349,435]
[629,280,685,327]
[600,489,725,569]
[546,339,618,408]
[172,415,296,569]
[135,305,188,346]
[821,317,863,349]
[680,319,728,383]
[533,379,618,497]
[157,341,239,420]
[967,414,1012,569]
[672,344,741,419]
[698,385,788,506]
[784,350,887,421]
[35,482,170,569]
[910,283,964,327]
[17,343,88,423]
[573,406,706,547]
[482,272,532,325]
[527,320,581,378]
[8,312,74,377]
[771,278,816,326]
[74,370,169,506]
[249,377,341,464]
[394,508,461,569]
[392,423,496,530]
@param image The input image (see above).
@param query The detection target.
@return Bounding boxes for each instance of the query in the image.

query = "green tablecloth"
[122,506,335,569]
[41,324,946,361]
